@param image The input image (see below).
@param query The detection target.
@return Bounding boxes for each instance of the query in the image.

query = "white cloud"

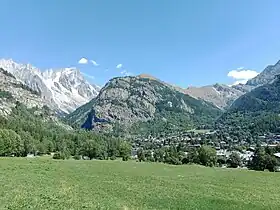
[227,68,259,85]
[81,72,95,80]
[116,64,123,69]
[78,57,88,64]
[90,60,99,66]
[120,70,133,76]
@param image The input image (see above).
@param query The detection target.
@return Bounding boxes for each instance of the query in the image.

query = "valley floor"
[1,158,280,210]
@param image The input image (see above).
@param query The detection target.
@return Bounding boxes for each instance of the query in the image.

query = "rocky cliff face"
[0,68,45,116]
[247,60,280,86]
[183,84,251,109]
[0,59,100,113]
[67,76,222,131]
[185,59,280,109]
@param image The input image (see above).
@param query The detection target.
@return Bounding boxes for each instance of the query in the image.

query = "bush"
[53,152,70,160]
[122,156,129,161]
[110,155,117,160]
[73,154,81,160]
[198,146,217,167]
[227,152,242,168]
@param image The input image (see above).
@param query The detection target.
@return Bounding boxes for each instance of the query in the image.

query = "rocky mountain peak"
[137,73,158,80]
[66,75,221,133]
[0,59,100,114]
[246,59,280,86]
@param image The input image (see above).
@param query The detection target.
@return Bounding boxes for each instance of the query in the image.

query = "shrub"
[73,154,81,160]
[110,155,117,160]
[53,152,70,160]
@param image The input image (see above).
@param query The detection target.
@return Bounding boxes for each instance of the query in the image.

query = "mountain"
[183,60,280,109]
[247,60,280,86]
[217,75,280,134]
[183,84,250,109]
[182,59,280,109]
[231,75,280,112]
[0,59,100,113]
[0,67,45,116]
[67,75,222,134]
[138,74,251,109]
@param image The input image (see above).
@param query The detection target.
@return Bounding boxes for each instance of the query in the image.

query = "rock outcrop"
[67,76,222,131]
[0,59,100,113]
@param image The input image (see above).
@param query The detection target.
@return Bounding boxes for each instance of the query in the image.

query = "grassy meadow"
[1,158,280,210]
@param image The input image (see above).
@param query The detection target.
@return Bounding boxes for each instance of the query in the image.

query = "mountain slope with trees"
[67,75,222,135]
[217,75,280,135]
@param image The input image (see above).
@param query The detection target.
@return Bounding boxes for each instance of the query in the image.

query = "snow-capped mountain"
[0,59,100,113]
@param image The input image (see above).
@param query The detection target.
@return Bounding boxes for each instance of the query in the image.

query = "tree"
[198,146,217,167]
[164,146,182,165]
[227,152,242,168]
[154,148,164,162]
[248,147,266,171]
[145,150,154,162]
[18,130,38,156]
[80,139,104,160]
[119,141,131,161]
[107,138,119,159]
[265,155,279,172]
[137,148,145,162]
[186,148,200,164]
[0,129,24,156]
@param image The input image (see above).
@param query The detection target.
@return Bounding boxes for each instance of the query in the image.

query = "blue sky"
[1,0,280,87]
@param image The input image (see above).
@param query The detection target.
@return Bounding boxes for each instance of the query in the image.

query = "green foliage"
[227,152,242,168]
[186,148,200,164]
[248,147,279,172]
[80,139,106,160]
[66,76,222,137]
[73,154,81,160]
[163,146,182,165]
[0,128,24,156]
[218,77,280,136]
[0,102,132,161]
[137,148,145,162]
[198,146,217,167]
[18,130,38,156]
[53,152,70,160]
[153,148,164,162]
[119,141,131,161]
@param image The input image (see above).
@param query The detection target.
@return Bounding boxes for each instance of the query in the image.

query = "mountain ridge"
[0,59,100,113]
[66,75,222,135]
[0,67,46,116]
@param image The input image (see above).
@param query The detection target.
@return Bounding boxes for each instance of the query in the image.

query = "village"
[131,130,280,168]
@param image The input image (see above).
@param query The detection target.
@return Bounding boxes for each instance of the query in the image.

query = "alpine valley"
[2,58,280,137]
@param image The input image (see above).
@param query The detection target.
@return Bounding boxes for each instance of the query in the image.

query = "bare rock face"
[0,59,100,114]
[0,68,45,116]
[184,84,250,109]
[67,76,221,130]
[247,60,280,86]
[94,77,160,124]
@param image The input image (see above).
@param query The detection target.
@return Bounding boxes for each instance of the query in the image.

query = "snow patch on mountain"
[0,59,100,113]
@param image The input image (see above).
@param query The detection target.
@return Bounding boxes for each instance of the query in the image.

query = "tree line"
[0,103,131,161]
[136,145,280,172]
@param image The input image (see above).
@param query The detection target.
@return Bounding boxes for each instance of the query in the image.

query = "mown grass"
[1,158,280,210]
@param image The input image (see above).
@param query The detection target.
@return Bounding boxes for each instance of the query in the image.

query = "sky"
[1,0,280,87]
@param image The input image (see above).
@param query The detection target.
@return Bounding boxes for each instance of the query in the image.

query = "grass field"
[1,158,280,210]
